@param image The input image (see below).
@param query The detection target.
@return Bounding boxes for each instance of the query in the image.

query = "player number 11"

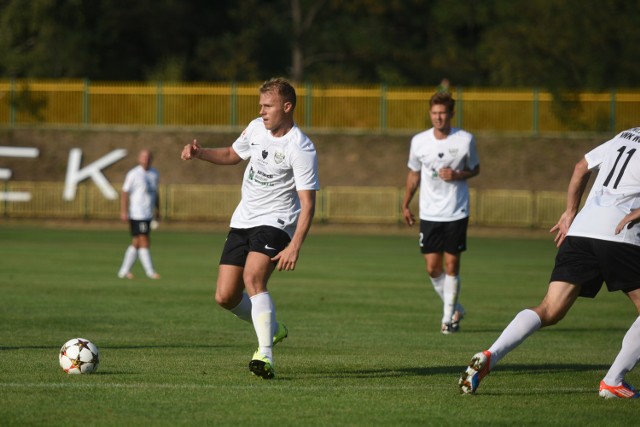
[603,146,636,189]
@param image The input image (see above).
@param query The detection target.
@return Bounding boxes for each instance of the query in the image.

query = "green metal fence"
[1,181,565,228]
[1,80,639,133]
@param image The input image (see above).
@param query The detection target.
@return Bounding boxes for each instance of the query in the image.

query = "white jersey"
[408,128,479,221]
[568,127,640,246]
[230,118,320,238]
[122,165,159,220]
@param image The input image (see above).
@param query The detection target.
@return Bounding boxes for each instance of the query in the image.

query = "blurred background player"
[181,77,320,379]
[402,91,480,334]
[117,149,161,280]
[459,127,640,399]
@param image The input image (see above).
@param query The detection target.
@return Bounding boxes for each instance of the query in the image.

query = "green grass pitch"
[0,224,637,425]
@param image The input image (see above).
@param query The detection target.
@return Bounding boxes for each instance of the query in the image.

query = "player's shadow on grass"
[327,363,610,379]
[464,326,629,334]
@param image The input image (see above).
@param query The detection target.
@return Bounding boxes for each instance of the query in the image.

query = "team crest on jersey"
[262,150,268,159]
[438,152,444,158]
[274,151,285,164]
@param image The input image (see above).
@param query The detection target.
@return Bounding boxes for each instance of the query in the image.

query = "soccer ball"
[59,338,100,374]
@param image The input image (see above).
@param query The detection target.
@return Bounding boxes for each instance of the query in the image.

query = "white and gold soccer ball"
[59,338,100,374]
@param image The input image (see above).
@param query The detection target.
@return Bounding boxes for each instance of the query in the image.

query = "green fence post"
[305,82,313,128]
[533,88,539,135]
[83,183,89,220]
[230,81,237,128]
[2,180,7,217]
[9,78,16,126]
[455,87,463,129]
[610,87,616,132]
[156,81,164,126]
[380,83,387,132]
[163,183,169,221]
[82,78,90,126]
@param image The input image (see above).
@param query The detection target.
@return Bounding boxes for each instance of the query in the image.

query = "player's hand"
[550,212,575,247]
[615,208,640,234]
[438,167,456,181]
[181,139,201,160]
[403,207,415,226]
[272,246,299,271]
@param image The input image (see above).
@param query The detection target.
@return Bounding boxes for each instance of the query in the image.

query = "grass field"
[0,224,637,426]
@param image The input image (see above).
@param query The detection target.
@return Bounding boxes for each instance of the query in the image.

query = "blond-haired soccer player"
[181,78,320,379]
[460,127,640,399]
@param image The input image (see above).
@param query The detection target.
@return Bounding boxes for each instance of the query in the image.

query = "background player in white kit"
[402,91,480,334]
[181,78,320,379]
[118,149,161,280]
[459,127,640,399]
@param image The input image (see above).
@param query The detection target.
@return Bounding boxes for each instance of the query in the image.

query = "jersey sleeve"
[407,139,421,172]
[584,140,608,170]
[466,136,480,169]
[121,170,134,192]
[291,146,320,191]
[232,119,261,160]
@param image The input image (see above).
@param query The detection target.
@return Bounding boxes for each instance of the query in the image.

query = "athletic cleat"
[148,273,161,279]
[118,272,134,279]
[459,350,492,394]
[273,323,288,346]
[451,308,465,332]
[441,323,454,335]
[249,350,275,379]
[599,380,639,399]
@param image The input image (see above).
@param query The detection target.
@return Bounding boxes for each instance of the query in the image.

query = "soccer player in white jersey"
[181,78,320,379]
[118,149,161,280]
[459,127,640,399]
[402,91,480,335]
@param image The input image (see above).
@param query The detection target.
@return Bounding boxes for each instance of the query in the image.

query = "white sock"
[430,273,445,301]
[603,316,640,386]
[250,292,275,362]
[118,245,137,277]
[488,309,542,370]
[229,293,253,323]
[442,275,460,324]
[430,273,465,315]
[138,248,156,277]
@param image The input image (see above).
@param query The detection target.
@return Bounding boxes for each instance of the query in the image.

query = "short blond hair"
[260,77,297,109]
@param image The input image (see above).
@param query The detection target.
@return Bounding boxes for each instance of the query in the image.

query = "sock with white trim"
[229,292,252,323]
[250,292,275,362]
[118,245,137,278]
[488,309,542,370]
[602,316,640,386]
[138,248,157,277]
[442,275,460,324]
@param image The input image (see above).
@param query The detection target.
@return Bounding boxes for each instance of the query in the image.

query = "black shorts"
[129,219,151,236]
[219,226,291,267]
[419,217,469,254]
[549,236,640,298]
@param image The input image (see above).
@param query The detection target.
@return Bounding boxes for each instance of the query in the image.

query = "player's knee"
[426,266,443,277]
[534,306,565,327]
[215,292,236,310]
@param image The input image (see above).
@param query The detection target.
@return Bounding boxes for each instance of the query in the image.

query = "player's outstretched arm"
[181,139,242,165]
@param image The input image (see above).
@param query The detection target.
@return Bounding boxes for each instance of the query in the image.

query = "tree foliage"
[0,0,638,89]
